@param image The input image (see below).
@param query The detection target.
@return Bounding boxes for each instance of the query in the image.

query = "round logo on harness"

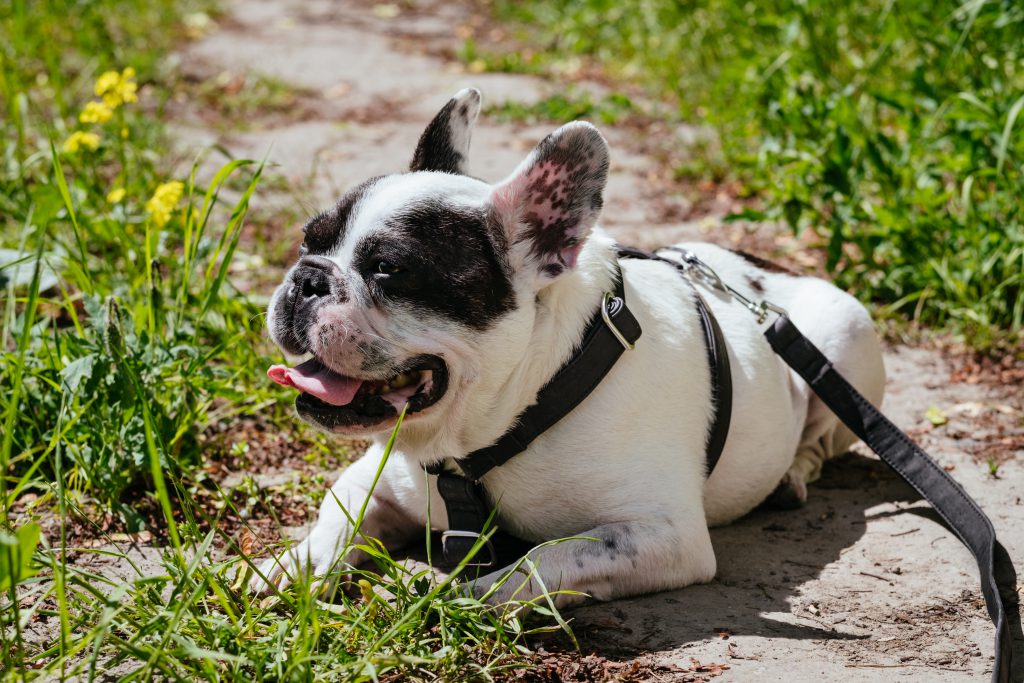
[605,296,624,317]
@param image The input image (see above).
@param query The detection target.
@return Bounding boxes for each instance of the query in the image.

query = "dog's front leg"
[250,443,418,594]
[467,520,717,608]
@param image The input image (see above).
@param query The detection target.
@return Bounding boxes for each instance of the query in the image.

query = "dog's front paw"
[248,532,346,595]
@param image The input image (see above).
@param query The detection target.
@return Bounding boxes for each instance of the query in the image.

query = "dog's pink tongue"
[267,359,362,406]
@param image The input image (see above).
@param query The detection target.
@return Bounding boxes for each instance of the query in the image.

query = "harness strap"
[425,460,497,566]
[457,264,641,482]
[694,291,731,474]
[765,314,1014,683]
[619,246,733,472]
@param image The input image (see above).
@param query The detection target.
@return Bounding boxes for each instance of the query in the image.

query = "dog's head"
[266,89,609,440]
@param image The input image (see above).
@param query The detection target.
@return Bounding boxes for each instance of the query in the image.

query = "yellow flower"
[94,67,138,109]
[94,70,120,97]
[145,181,185,228]
[107,187,126,204]
[62,131,101,153]
[79,100,113,124]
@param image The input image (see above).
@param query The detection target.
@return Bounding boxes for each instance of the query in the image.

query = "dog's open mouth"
[267,355,448,429]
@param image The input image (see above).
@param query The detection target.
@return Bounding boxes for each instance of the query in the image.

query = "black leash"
[765,315,1014,682]
[671,245,1014,682]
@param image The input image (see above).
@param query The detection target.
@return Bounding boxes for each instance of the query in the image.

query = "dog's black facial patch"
[354,200,514,330]
[302,177,382,255]
[730,249,796,276]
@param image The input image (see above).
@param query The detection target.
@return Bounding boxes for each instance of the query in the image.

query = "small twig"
[890,527,920,537]
[859,571,892,584]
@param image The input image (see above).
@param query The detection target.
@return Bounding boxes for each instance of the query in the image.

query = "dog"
[250,88,886,606]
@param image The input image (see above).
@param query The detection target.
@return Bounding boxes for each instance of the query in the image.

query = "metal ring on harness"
[602,292,635,351]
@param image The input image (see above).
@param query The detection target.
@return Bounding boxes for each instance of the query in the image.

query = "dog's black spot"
[729,249,796,275]
[576,526,639,563]
[303,177,382,255]
[746,274,765,293]
[540,263,564,278]
[358,340,392,373]
[354,200,515,330]
[410,97,467,174]
[519,210,585,263]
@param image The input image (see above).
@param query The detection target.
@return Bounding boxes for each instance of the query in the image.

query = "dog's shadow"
[556,452,920,655]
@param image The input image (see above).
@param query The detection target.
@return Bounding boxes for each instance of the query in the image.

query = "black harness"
[425,246,732,566]
[423,246,1015,682]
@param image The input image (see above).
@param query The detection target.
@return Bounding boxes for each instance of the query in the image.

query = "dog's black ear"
[489,122,609,282]
[410,88,481,174]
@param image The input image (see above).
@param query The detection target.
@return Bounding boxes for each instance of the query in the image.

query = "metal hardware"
[660,247,788,324]
[441,530,497,567]
[602,292,635,351]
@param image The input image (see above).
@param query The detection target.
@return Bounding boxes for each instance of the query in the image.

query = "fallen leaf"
[925,405,948,427]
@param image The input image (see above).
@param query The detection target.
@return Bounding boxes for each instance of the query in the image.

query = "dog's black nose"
[295,256,338,300]
[272,256,345,355]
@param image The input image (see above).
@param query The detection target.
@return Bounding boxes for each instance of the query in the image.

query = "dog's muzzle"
[275,256,345,355]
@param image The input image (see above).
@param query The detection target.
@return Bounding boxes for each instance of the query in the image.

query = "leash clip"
[602,292,635,351]
[665,248,788,324]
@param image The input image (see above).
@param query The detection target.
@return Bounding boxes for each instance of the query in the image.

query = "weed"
[486,90,639,126]
[0,2,555,680]
[187,71,314,131]
[986,457,1001,479]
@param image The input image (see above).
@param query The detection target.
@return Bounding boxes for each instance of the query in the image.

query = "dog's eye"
[376,260,403,275]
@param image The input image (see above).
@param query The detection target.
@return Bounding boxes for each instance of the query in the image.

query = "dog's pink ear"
[490,122,609,281]
[410,88,481,175]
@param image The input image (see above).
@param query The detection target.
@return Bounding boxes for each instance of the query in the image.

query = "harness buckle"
[441,530,497,567]
[602,292,635,351]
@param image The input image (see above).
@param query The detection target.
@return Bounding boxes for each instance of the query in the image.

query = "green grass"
[485,89,641,126]
[0,1,552,680]
[482,0,1024,348]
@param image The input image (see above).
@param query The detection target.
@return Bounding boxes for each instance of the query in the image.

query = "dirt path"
[174,1,1023,680]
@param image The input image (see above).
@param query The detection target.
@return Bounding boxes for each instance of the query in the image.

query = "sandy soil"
[168,1,1024,680]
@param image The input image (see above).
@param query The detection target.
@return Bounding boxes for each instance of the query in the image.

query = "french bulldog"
[251,88,886,606]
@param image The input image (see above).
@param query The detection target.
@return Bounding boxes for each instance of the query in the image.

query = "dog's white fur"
[253,89,886,606]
